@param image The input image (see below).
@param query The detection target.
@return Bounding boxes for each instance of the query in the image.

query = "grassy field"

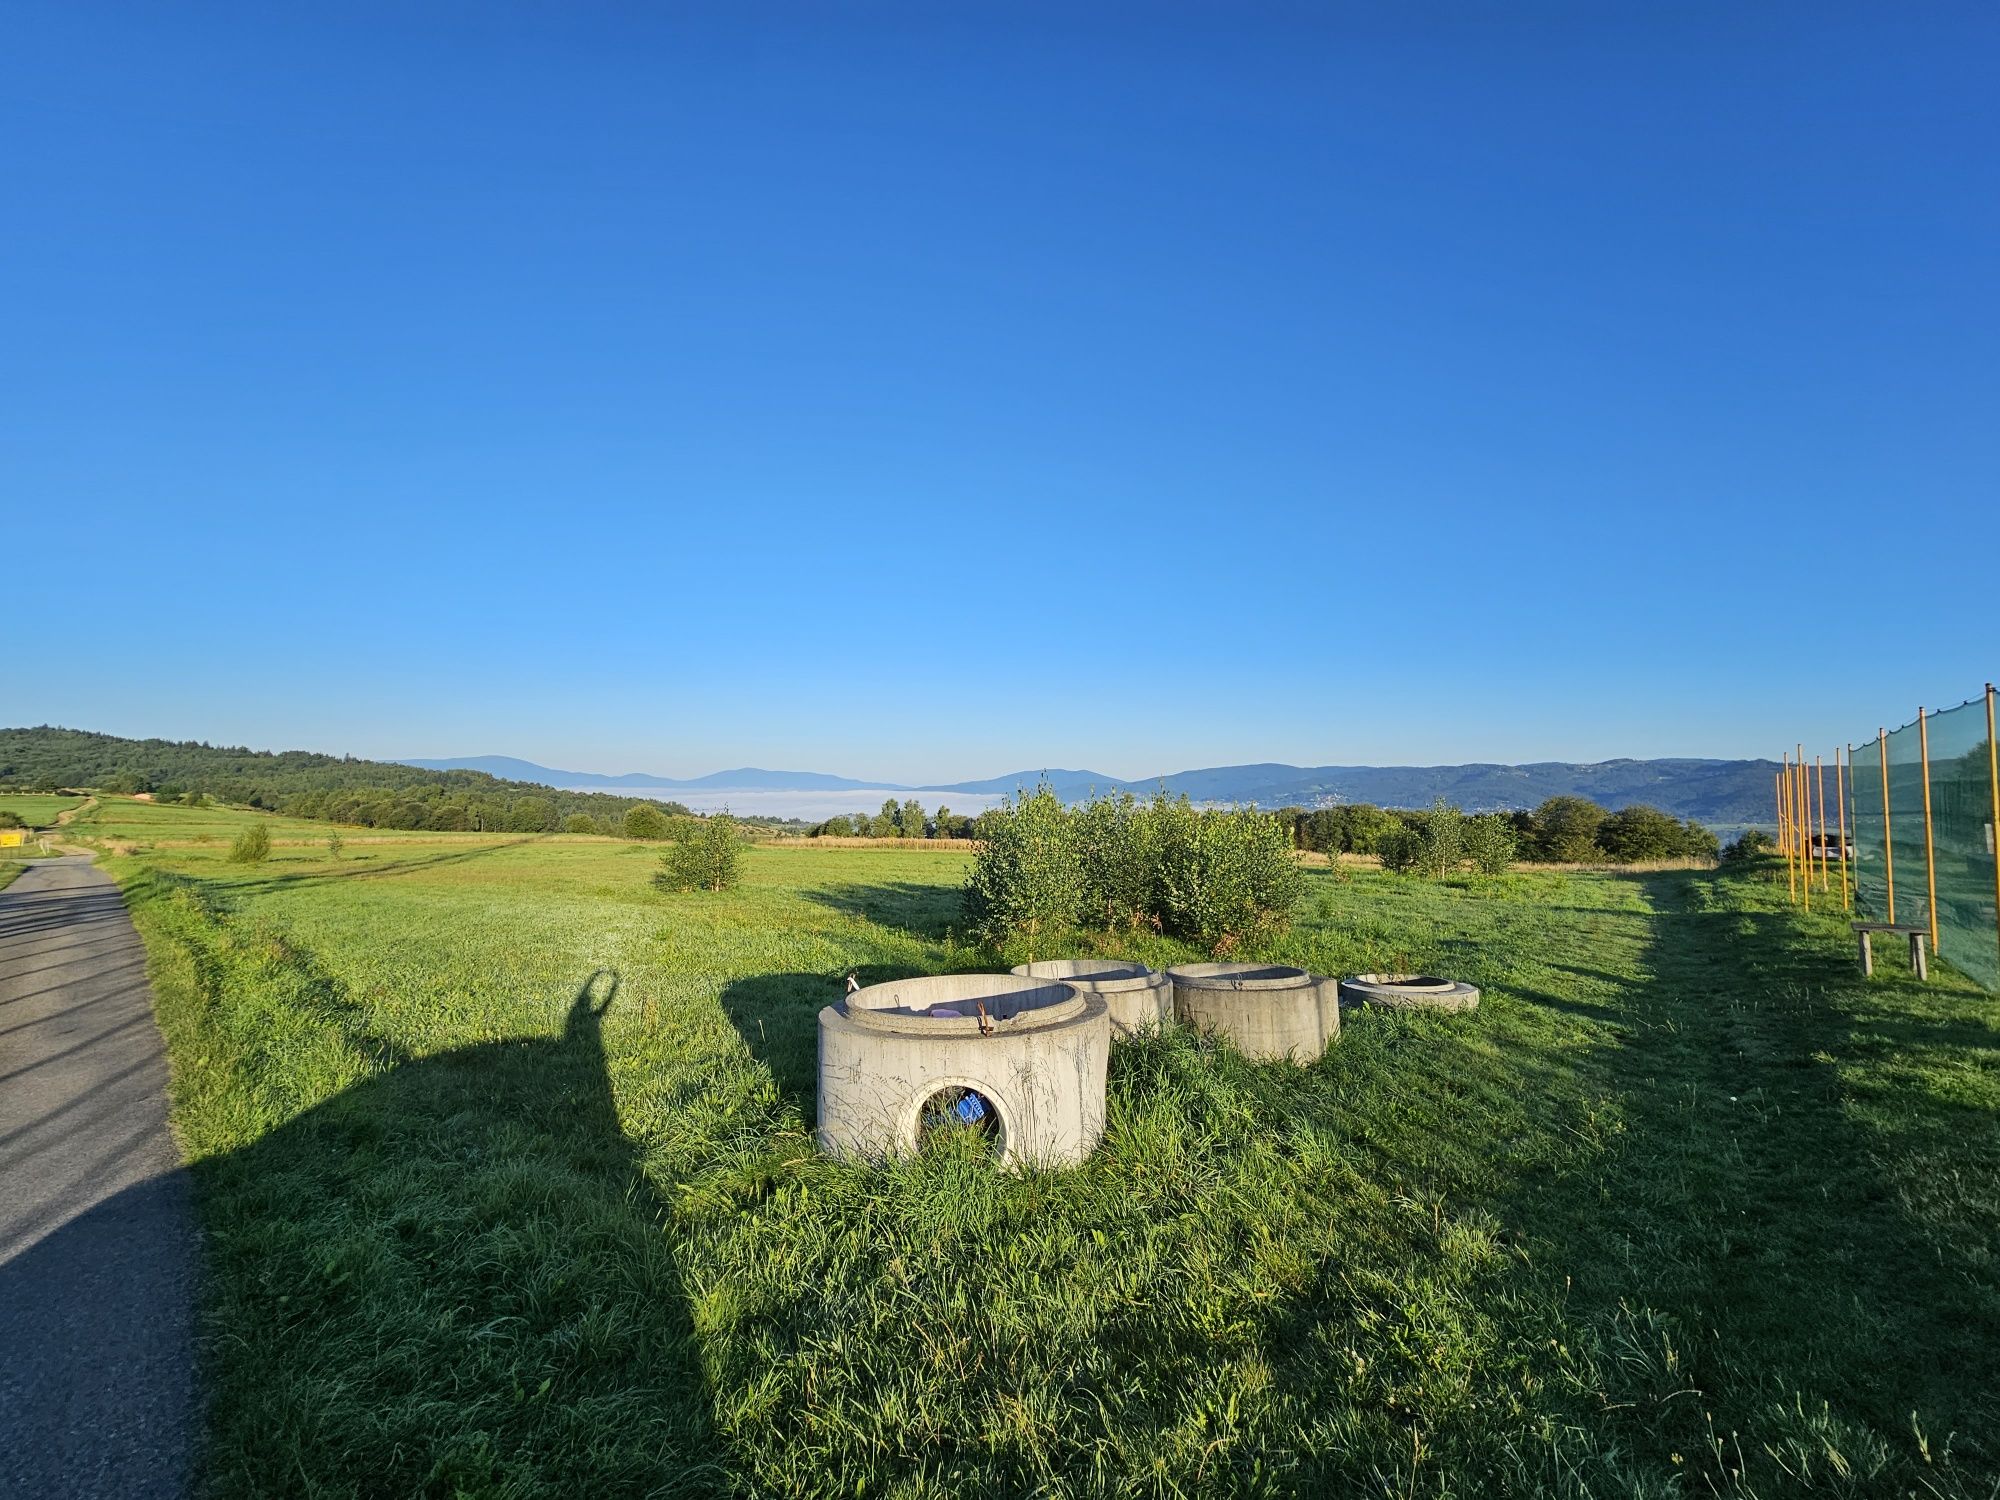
[83,797,2000,1497]
[0,791,86,828]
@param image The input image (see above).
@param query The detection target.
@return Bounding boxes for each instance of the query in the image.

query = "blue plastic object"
[952,1093,988,1126]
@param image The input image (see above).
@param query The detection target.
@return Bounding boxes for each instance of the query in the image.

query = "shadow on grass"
[1473,869,1993,1488]
[796,881,962,942]
[186,969,730,1495]
[719,965,923,1115]
[206,838,539,900]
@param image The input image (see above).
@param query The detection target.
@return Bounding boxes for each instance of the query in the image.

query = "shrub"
[1529,796,1605,862]
[815,815,855,838]
[228,823,271,863]
[1722,828,1775,863]
[1415,798,1465,877]
[325,830,343,859]
[962,784,1081,955]
[1462,813,1517,875]
[1377,823,1424,875]
[623,803,671,840]
[562,813,598,835]
[1155,801,1302,955]
[1597,804,1685,861]
[0,809,21,829]
[1073,793,1157,930]
[658,812,742,893]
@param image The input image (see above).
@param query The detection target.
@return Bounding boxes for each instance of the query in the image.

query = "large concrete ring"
[1010,959,1172,1039]
[1338,974,1480,1012]
[1166,962,1340,1064]
[817,974,1110,1168]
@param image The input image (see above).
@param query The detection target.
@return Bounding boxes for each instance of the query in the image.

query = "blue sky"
[6,3,1995,783]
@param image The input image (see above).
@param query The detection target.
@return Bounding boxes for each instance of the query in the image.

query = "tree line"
[807,798,981,840]
[1276,794,1718,864]
[0,726,722,836]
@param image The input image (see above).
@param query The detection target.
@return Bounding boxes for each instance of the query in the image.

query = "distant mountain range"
[401,755,1779,826]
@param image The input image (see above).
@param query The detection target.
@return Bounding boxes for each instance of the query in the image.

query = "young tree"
[869,799,898,839]
[228,823,271,863]
[962,784,1082,957]
[934,805,952,839]
[1416,798,1465,877]
[899,799,927,839]
[1461,814,1517,875]
[658,811,742,892]
[325,829,343,859]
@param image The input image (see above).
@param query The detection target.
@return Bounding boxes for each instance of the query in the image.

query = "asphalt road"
[0,856,199,1499]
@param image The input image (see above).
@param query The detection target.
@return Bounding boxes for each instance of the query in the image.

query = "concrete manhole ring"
[1338,973,1480,1012]
[818,973,1110,1168]
[1010,959,1172,1039]
[1164,961,1340,1064]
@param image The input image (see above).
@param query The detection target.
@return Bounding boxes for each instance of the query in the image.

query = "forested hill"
[0,726,692,833]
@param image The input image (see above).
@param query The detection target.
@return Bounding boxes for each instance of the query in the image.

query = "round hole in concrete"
[917,1085,1002,1154]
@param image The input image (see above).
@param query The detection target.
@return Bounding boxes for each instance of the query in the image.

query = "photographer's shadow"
[188,968,730,1494]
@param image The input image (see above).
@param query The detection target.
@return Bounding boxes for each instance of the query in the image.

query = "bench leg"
[1911,933,1929,982]
[1858,930,1873,978]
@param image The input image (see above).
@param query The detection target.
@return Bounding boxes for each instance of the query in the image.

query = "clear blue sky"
[6,3,1995,783]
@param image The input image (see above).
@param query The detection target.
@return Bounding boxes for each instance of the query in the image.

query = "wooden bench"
[1852,922,1929,981]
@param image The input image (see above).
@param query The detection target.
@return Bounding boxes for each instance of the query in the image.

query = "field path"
[0,855,199,1499]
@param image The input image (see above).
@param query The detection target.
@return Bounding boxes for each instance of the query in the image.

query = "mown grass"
[0,791,85,828]
[85,797,2000,1498]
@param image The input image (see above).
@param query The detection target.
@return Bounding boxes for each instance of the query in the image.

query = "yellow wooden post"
[1816,752,1832,892]
[1837,742,1851,911]
[1781,757,1796,900]
[1798,744,1810,912]
[1918,707,1939,951]
[1881,730,1896,925]
[1987,684,1999,983]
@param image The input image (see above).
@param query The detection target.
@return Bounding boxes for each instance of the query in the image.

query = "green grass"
[0,791,85,828]
[91,797,2000,1498]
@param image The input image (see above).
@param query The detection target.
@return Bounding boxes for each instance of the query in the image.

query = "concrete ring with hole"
[1337,973,1481,1012]
[1165,962,1340,1064]
[817,973,1110,1168]
[1009,959,1172,1039]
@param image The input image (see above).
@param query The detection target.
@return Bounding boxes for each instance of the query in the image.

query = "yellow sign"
[0,830,25,847]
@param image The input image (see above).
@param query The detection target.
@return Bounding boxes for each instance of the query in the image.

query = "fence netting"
[1846,697,1999,993]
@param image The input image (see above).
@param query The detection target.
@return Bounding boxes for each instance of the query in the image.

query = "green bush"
[964,789,1300,957]
[1723,828,1776,862]
[1377,823,1424,875]
[657,812,742,893]
[1073,793,1157,930]
[562,813,598,835]
[962,784,1081,955]
[325,830,343,859]
[1462,813,1518,875]
[1155,802,1302,954]
[228,823,271,864]
[1414,798,1464,877]
[0,809,21,829]
[623,803,671,840]
[1529,796,1605,862]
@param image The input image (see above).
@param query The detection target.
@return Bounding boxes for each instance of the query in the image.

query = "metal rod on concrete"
[1919,708,1940,951]
[1881,730,1896,925]
[1988,684,1999,985]
[1838,743,1851,911]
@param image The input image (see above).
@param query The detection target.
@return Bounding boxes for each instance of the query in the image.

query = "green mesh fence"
[1845,695,1999,993]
